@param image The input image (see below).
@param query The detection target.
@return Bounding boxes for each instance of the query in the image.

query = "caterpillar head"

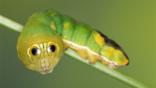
[17,35,64,74]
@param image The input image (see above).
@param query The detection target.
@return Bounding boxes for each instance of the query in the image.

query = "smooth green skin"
[60,13,129,66]
[61,16,103,52]
[17,10,128,74]
[17,11,64,74]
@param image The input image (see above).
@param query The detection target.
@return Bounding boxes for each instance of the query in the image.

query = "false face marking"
[26,42,59,74]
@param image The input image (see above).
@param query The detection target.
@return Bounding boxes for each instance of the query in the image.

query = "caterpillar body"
[17,10,129,74]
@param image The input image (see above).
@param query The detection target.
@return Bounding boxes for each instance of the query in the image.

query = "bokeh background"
[0,0,156,88]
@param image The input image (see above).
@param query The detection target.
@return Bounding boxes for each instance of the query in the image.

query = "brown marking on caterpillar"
[97,31,129,60]
[87,52,99,64]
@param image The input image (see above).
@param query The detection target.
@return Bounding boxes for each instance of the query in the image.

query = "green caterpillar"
[17,10,129,74]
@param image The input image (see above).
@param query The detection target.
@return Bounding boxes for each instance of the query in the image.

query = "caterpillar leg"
[63,40,88,59]
[87,53,99,64]
[72,47,100,64]
[63,42,69,50]
[100,57,117,68]
[76,48,88,59]
[101,61,109,66]
[76,48,100,64]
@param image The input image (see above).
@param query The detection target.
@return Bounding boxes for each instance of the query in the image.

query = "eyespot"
[47,44,56,53]
[31,47,41,56]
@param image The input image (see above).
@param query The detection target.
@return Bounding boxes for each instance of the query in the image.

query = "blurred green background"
[0,0,156,88]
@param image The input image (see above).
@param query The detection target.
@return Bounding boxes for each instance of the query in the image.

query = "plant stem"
[0,15,23,32]
[0,14,147,88]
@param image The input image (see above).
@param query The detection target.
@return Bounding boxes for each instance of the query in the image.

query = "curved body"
[17,10,129,74]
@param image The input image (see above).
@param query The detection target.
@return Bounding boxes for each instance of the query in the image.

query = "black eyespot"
[31,48,40,55]
[48,45,56,52]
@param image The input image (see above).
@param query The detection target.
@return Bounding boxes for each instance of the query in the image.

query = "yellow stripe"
[63,21,71,30]
[50,21,56,31]
[94,32,105,46]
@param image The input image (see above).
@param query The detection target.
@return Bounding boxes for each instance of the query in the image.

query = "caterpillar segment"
[48,10,129,67]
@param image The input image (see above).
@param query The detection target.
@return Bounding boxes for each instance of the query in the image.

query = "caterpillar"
[17,10,129,74]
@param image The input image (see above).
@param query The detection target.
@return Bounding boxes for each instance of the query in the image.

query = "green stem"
[0,14,147,88]
[0,15,23,32]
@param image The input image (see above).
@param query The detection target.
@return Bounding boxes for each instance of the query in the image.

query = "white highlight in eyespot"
[36,49,41,55]
[47,42,57,53]
[47,46,51,53]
